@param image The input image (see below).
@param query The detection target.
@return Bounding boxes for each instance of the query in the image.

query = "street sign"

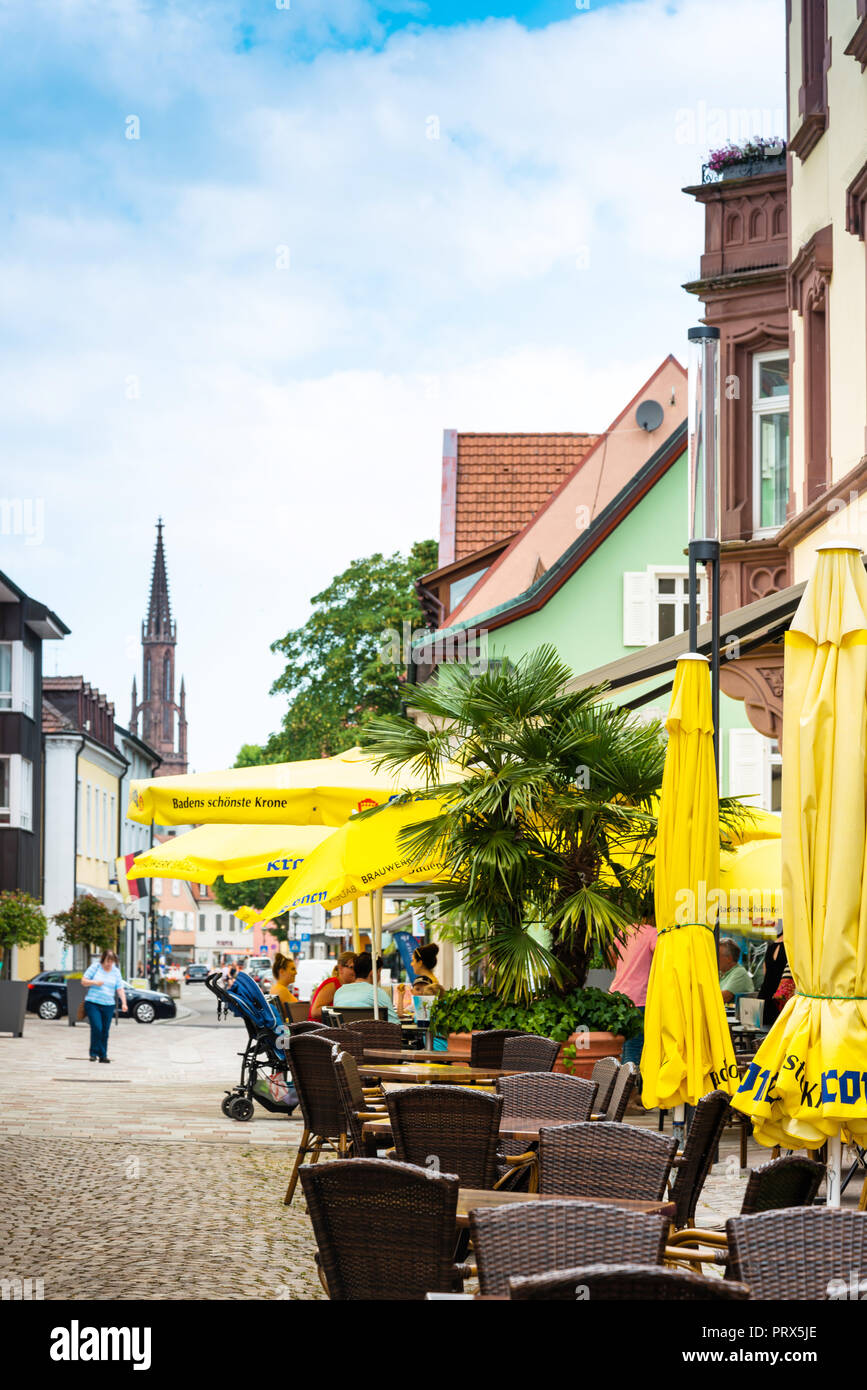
[288,940,302,954]
[300,933,311,941]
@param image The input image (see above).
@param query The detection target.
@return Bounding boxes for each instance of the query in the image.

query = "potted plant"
[0,892,48,1037]
[707,137,786,180]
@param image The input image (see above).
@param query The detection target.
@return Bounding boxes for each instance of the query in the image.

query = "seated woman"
[308,951,356,1020]
[411,942,445,998]
[269,952,298,1020]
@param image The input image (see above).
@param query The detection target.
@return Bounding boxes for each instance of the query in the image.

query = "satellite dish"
[636,399,664,432]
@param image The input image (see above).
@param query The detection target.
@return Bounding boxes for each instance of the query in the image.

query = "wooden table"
[358,1063,516,1086]
[361,1112,580,1142]
[363,1048,471,1064]
[455,1188,677,1228]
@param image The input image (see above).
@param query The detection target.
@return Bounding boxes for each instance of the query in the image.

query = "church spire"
[144,518,174,641]
[130,520,188,775]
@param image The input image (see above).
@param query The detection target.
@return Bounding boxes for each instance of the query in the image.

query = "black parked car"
[26,972,177,1024]
[184,963,210,984]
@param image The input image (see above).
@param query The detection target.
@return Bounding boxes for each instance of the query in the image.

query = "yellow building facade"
[787,0,867,575]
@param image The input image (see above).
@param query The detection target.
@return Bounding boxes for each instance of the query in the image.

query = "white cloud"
[0,0,785,768]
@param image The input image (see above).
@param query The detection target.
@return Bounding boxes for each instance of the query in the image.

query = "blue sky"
[0,0,785,769]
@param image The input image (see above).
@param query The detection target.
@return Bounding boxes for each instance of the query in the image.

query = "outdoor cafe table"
[358,1062,517,1085]
[363,1048,476,1064]
[454,1188,677,1228]
[361,1113,585,1143]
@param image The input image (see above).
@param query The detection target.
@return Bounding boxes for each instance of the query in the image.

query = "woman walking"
[82,950,127,1063]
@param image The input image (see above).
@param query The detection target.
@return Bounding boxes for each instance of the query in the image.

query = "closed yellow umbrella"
[732,547,867,1173]
[255,799,447,921]
[127,823,334,884]
[640,655,738,1111]
[126,747,448,829]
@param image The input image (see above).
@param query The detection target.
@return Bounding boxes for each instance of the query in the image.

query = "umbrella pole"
[673,1103,686,1150]
[351,899,361,954]
[371,890,383,1020]
[827,1132,842,1207]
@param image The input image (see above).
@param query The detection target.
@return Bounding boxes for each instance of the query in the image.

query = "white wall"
[42,735,80,970]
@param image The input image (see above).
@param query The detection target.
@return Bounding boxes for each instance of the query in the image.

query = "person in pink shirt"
[609,921,656,1067]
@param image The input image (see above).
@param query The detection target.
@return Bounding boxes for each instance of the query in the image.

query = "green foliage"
[429,986,643,1044]
[0,892,47,978]
[212,876,284,914]
[364,645,667,999]
[239,540,438,764]
[53,894,121,955]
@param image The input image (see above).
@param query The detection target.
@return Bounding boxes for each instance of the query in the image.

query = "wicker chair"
[301,1158,465,1299]
[286,1020,326,1036]
[667,1154,825,1266]
[470,1029,524,1068]
[507,1263,750,1300]
[385,1085,504,1189]
[538,1121,678,1200]
[501,1034,559,1073]
[283,1034,350,1205]
[344,1018,403,1051]
[470,1201,669,1297]
[597,1060,638,1121]
[726,1207,867,1299]
[590,1056,620,1115]
[313,1026,367,1061]
[495,1072,599,1188]
[331,1048,390,1156]
[668,1089,731,1229]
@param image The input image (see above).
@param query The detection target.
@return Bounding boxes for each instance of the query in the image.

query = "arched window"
[164,659,171,700]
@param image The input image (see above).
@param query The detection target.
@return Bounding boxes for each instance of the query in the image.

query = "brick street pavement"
[0,1011,324,1300]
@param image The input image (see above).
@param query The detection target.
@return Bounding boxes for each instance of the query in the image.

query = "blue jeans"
[621,1007,645,1068]
[85,1001,114,1059]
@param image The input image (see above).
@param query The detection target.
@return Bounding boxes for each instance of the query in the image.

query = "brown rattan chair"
[667,1154,825,1266]
[344,1018,403,1050]
[668,1089,731,1229]
[385,1084,504,1189]
[507,1262,750,1300]
[470,1028,524,1068]
[538,1121,678,1200]
[495,1072,599,1189]
[331,1048,390,1155]
[286,1020,326,1036]
[283,1034,350,1205]
[301,1158,465,1299]
[597,1060,638,1121]
[313,1026,367,1061]
[501,1034,559,1073]
[590,1056,620,1115]
[726,1207,867,1299]
[469,1200,669,1297]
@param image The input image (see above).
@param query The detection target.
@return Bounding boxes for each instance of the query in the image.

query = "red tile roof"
[454,433,599,561]
[42,697,74,733]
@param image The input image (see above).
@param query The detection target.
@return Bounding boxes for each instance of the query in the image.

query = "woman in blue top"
[82,950,127,1063]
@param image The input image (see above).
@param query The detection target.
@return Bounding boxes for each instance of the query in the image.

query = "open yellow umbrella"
[126,747,449,829]
[640,655,738,1111]
[126,823,335,884]
[256,799,446,921]
[732,547,867,1187]
[718,839,782,935]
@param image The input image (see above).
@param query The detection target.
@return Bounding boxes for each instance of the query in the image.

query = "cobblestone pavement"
[1,1011,323,1300]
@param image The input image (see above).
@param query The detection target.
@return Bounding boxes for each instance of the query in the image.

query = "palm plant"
[364,646,669,1003]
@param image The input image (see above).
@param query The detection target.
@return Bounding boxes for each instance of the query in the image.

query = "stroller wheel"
[228,1096,255,1122]
[220,1095,235,1118]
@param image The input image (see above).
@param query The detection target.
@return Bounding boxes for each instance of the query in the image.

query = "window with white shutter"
[19,759,32,831]
[21,646,34,719]
[622,572,653,646]
[728,728,769,806]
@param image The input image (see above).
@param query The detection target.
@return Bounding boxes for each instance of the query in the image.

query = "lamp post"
[687,324,722,784]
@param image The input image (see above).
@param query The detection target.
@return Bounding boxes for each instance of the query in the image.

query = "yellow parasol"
[732,547,867,1180]
[127,823,335,884]
[718,838,782,935]
[640,655,738,1111]
[126,746,451,829]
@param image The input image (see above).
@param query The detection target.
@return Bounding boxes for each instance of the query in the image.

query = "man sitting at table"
[333,952,400,1023]
[718,938,755,1004]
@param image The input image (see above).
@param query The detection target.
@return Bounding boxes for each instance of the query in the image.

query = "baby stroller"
[206,970,298,1122]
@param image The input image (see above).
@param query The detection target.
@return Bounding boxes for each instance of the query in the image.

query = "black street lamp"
[687,324,722,784]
